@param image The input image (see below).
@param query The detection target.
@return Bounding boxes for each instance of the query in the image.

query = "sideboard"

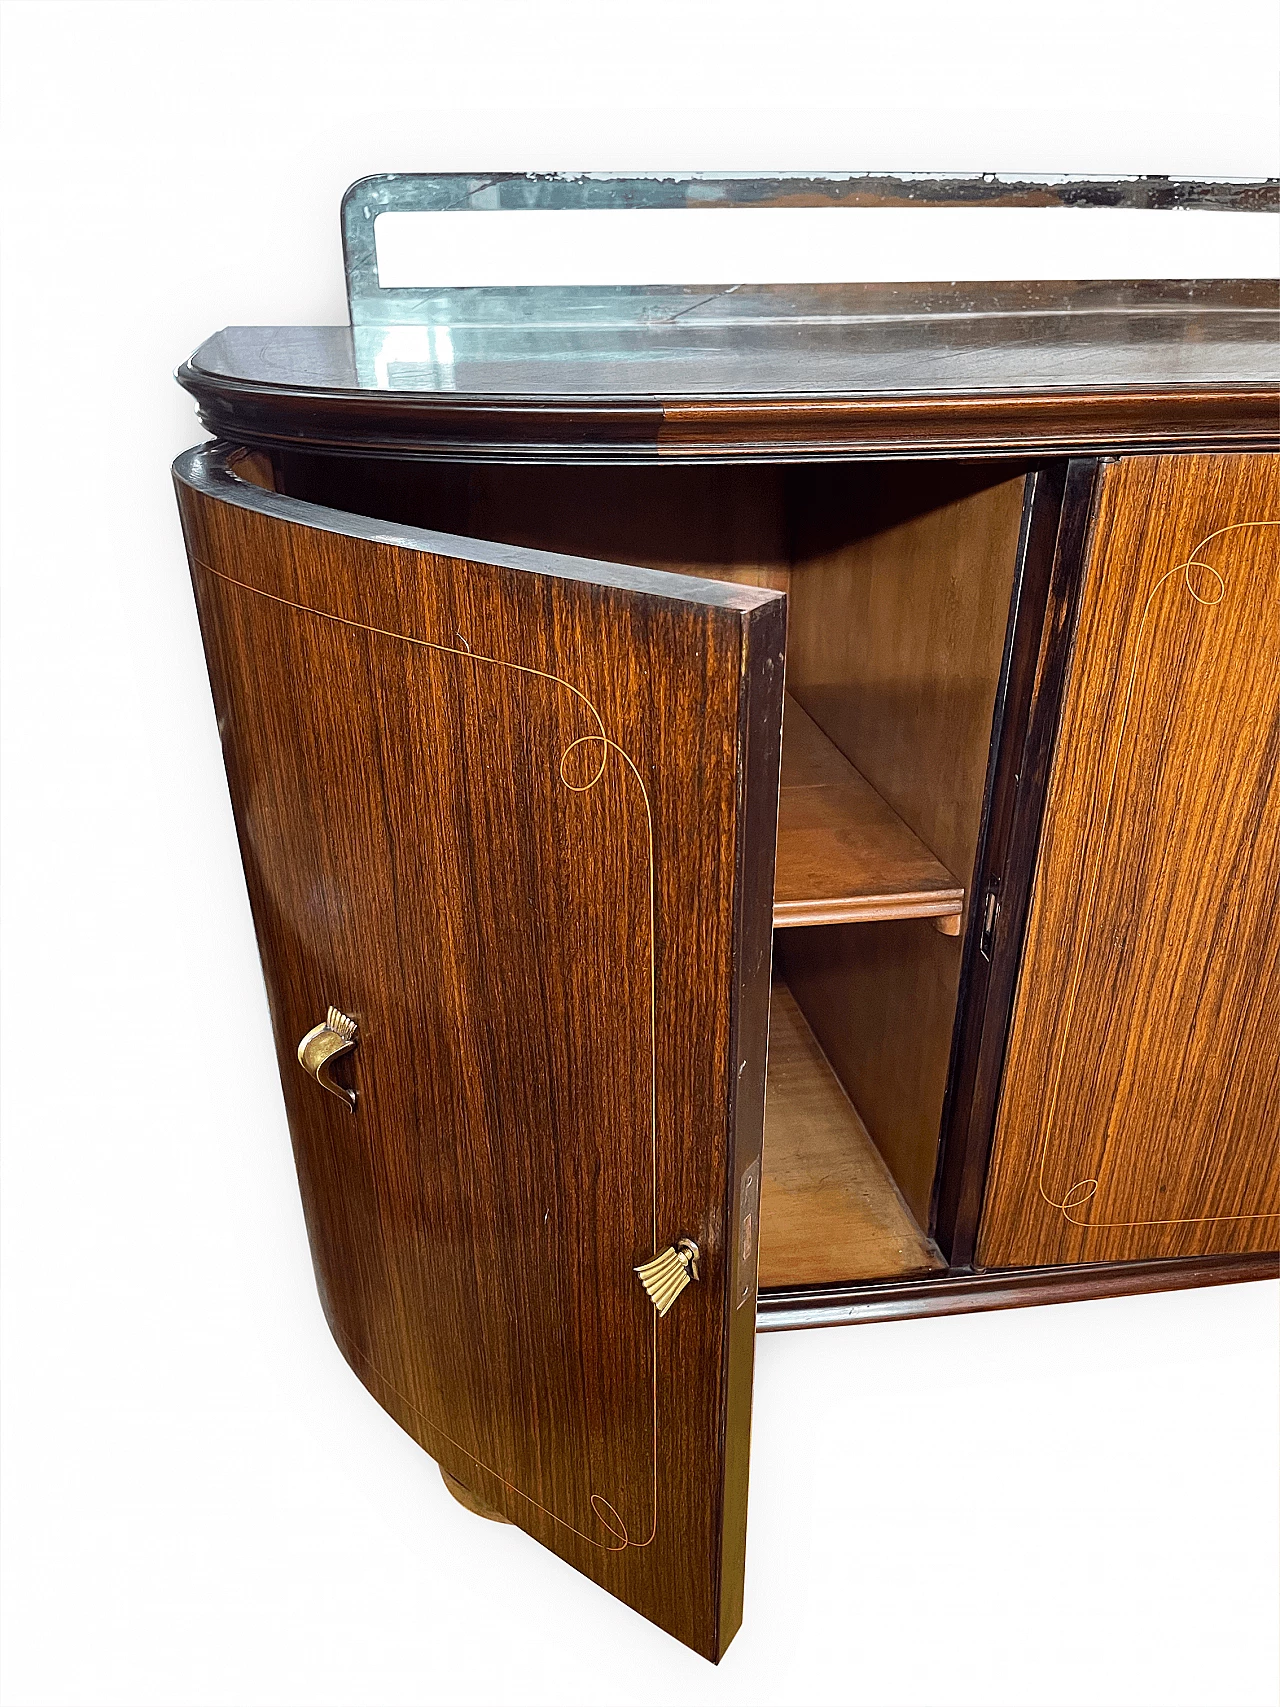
[173,172,1279,1660]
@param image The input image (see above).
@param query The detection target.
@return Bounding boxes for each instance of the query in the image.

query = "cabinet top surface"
[179,281,1280,461]
[189,281,1278,397]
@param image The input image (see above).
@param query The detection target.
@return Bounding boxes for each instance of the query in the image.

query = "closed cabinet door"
[174,444,784,1659]
[980,452,1280,1268]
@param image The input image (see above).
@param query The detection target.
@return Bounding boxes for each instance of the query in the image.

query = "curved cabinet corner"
[172,444,785,1660]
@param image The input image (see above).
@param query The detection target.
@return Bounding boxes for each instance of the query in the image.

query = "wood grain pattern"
[773,696,962,928]
[759,983,944,1287]
[979,453,1280,1267]
[779,468,1028,1220]
[441,1467,512,1523]
[930,462,1094,1263]
[654,390,1277,461]
[180,282,1279,464]
[757,1250,1280,1330]
[225,445,276,491]
[714,541,784,1649]
[173,444,785,1660]
[273,456,792,592]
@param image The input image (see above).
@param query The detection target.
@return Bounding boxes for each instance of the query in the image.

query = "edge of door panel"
[931,458,1102,1266]
[712,595,786,1660]
[172,440,785,619]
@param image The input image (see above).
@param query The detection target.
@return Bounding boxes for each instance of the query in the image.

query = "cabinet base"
[440,1467,513,1524]
[757,1249,1279,1331]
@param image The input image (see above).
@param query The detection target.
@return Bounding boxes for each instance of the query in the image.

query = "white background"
[2,4,1278,1704]
[371,207,1280,286]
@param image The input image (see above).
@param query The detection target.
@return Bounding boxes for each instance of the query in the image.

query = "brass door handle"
[297,1007,358,1111]
[635,1239,700,1316]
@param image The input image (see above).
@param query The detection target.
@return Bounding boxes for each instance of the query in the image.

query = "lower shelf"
[759,981,946,1288]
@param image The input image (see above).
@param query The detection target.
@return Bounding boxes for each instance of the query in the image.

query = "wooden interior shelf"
[759,981,946,1288]
[772,695,964,931]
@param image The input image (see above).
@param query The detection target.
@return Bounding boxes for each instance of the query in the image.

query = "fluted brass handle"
[297,1007,358,1112]
[635,1239,700,1316]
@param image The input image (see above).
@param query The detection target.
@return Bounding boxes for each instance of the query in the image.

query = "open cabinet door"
[173,444,784,1660]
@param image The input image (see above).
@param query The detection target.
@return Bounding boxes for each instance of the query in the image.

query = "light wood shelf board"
[772,696,963,930]
[759,981,946,1288]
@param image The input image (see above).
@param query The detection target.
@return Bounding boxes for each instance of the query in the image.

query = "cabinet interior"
[257,448,1028,1288]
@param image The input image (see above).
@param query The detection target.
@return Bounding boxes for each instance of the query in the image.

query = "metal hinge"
[979,881,1000,960]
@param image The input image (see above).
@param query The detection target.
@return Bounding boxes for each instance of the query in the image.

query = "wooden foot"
[440,1465,512,1524]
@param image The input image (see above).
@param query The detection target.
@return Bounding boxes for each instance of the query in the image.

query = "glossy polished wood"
[173,444,785,1661]
[773,697,962,929]
[273,456,793,592]
[655,389,1277,461]
[759,982,944,1287]
[930,461,1091,1265]
[979,453,1280,1267]
[758,1250,1280,1330]
[172,227,1280,1659]
[178,281,1279,464]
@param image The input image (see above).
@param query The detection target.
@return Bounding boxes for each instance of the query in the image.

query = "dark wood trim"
[177,370,667,462]
[756,1250,1279,1330]
[178,367,1279,466]
[932,459,1101,1266]
[655,391,1279,463]
[931,461,1068,1253]
[714,597,786,1662]
[174,441,779,615]
[928,465,1053,1255]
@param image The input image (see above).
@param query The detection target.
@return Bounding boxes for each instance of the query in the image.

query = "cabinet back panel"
[779,468,1027,1221]
[979,452,1280,1266]
[274,453,791,590]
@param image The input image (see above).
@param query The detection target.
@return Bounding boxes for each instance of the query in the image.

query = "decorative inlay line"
[1034,518,1280,1231]
[194,553,662,1551]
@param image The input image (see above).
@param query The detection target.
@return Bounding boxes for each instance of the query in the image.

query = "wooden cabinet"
[177,453,780,1656]
[174,248,1279,1657]
[979,453,1280,1267]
